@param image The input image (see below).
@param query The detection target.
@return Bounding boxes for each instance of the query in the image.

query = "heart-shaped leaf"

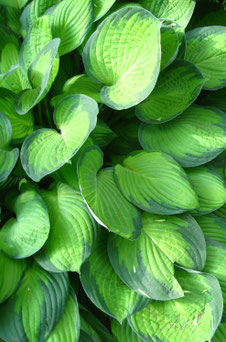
[128,268,223,342]
[80,231,149,323]
[78,146,142,240]
[0,252,26,304]
[213,323,226,342]
[114,150,199,215]
[35,182,98,273]
[139,105,226,167]
[136,59,205,124]
[0,189,50,258]
[83,7,161,110]
[186,167,226,215]
[0,113,19,182]
[93,0,116,21]
[185,26,226,90]
[21,94,98,182]
[112,320,143,342]
[0,262,69,342]
[108,213,206,300]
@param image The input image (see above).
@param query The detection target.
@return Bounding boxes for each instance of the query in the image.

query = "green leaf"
[3,6,21,34]
[46,288,80,342]
[195,214,226,319]
[46,0,93,56]
[128,268,223,342]
[93,0,116,21]
[80,317,102,342]
[35,183,98,273]
[199,88,226,113]
[112,320,143,342]
[0,24,19,52]
[185,26,226,90]
[83,7,161,110]
[80,231,149,323]
[139,105,226,167]
[140,0,195,27]
[108,212,206,300]
[160,25,179,71]
[114,150,199,215]
[0,252,26,304]
[21,94,98,181]
[214,204,226,220]
[0,0,28,9]
[0,189,50,258]
[136,59,205,123]
[90,119,116,148]
[0,88,34,142]
[186,167,226,215]
[0,112,19,182]
[78,145,142,240]
[0,262,69,342]
[212,323,226,342]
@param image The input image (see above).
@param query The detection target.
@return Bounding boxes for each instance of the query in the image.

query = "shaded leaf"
[112,320,143,342]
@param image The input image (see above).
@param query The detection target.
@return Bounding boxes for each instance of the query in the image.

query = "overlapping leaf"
[160,24,179,71]
[93,0,116,21]
[213,323,226,342]
[112,320,143,342]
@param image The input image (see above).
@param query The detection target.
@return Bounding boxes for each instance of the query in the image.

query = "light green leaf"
[80,231,149,323]
[35,183,98,273]
[212,323,226,342]
[114,150,199,215]
[93,0,116,21]
[112,320,143,342]
[0,23,19,52]
[21,95,98,181]
[129,268,223,342]
[139,105,226,167]
[186,167,226,215]
[46,0,93,56]
[78,146,142,240]
[136,59,205,123]
[0,189,50,258]
[0,112,19,182]
[0,88,34,142]
[0,0,28,9]
[46,288,80,342]
[108,213,206,300]
[83,7,161,110]
[185,26,226,90]
[140,0,195,27]
[0,252,26,304]
[160,24,179,71]
[0,262,69,342]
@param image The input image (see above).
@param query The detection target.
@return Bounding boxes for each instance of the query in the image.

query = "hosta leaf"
[186,167,226,215]
[93,0,116,21]
[78,145,142,240]
[80,317,102,342]
[83,7,161,110]
[114,150,199,215]
[46,288,80,342]
[195,214,226,319]
[0,0,28,9]
[15,38,60,114]
[35,183,98,273]
[214,204,226,220]
[128,268,223,342]
[199,88,226,113]
[0,262,69,342]
[3,6,21,34]
[160,25,179,71]
[0,24,19,51]
[0,252,26,304]
[212,323,226,342]
[112,320,143,342]
[90,119,116,148]
[0,88,33,142]
[140,0,195,27]
[46,0,93,56]
[185,26,226,90]
[80,231,149,323]
[108,213,206,300]
[21,94,98,182]
[139,105,226,167]
[136,59,205,124]
[0,189,50,258]
[0,113,19,182]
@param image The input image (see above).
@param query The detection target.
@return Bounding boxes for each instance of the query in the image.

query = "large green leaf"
[46,288,80,342]
[0,262,69,342]
[83,7,161,110]
[185,26,226,90]
[136,59,205,124]
[93,0,116,21]
[186,167,226,215]
[195,214,226,319]
[108,213,206,300]
[0,0,28,9]
[0,88,33,142]
[128,268,223,342]
[0,252,26,304]
[21,95,98,182]
[160,24,179,71]
[114,150,199,215]
[139,105,226,167]
[35,183,98,273]
[112,320,143,342]
[80,231,149,323]
[78,146,142,240]
[0,189,50,258]
[212,323,226,342]
[46,0,93,56]
[0,112,19,182]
